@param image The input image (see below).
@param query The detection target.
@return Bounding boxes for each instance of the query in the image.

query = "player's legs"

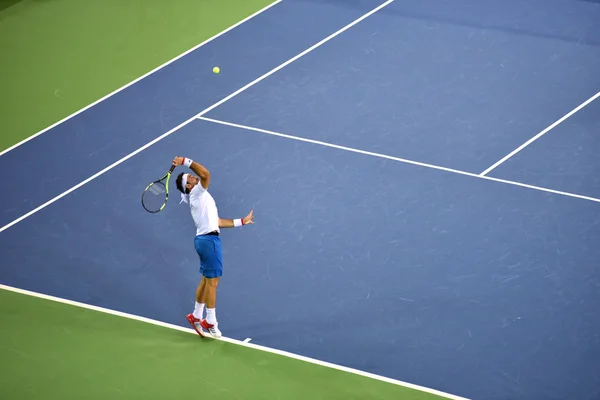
[191,276,215,320]
[191,235,223,338]
[186,236,214,337]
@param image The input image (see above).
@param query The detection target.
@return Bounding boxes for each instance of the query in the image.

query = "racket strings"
[148,184,165,195]
[142,182,168,212]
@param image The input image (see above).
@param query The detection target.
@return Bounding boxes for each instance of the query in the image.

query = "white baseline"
[0,284,469,400]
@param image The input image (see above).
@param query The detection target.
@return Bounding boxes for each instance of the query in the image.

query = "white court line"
[0,0,283,158]
[0,284,469,400]
[195,0,394,118]
[480,91,600,176]
[243,338,252,343]
[198,116,600,204]
[0,0,394,234]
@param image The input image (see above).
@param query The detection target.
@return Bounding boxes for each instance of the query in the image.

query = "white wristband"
[183,157,193,168]
[234,219,243,227]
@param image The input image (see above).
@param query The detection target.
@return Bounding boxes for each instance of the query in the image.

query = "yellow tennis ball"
[213,66,220,74]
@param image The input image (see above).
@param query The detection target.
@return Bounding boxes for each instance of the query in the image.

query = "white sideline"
[0,0,395,234]
[0,0,283,157]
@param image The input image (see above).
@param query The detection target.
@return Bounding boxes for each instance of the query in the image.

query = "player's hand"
[243,210,255,225]
[172,156,184,167]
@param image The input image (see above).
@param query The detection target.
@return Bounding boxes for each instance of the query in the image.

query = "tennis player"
[172,156,254,338]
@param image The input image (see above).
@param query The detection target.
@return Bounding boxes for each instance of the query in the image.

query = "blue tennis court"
[1,1,599,399]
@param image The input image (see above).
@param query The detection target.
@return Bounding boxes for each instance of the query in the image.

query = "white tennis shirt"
[188,183,220,236]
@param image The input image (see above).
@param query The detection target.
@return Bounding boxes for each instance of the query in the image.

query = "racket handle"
[169,165,176,173]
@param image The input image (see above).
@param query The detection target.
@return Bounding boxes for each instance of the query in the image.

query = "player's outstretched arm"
[219,210,255,228]
[172,156,210,189]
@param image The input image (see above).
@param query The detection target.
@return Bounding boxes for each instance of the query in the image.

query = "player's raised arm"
[173,156,210,189]
[189,161,210,190]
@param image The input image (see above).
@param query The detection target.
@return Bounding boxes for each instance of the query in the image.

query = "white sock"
[193,302,205,319]
[206,308,217,325]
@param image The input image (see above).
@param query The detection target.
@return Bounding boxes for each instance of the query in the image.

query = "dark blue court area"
[1,1,600,399]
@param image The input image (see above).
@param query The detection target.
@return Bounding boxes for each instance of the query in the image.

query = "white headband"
[180,173,190,204]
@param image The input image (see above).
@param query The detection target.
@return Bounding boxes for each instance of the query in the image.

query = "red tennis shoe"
[186,314,205,338]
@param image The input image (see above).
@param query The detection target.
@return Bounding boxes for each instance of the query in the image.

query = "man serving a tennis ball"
[173,156,254,338]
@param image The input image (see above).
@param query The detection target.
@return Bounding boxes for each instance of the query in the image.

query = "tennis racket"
[141,165,176,213]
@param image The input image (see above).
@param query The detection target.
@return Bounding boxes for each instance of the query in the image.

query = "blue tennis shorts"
[194,234,223,278]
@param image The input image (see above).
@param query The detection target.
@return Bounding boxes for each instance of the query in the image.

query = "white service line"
[0,0,283,158]
[197,116,600,204]
[0,283,469,400]
[0,0,394,234]
[480,91,600,176]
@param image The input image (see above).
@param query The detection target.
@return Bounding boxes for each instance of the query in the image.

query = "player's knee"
[206,277,219,288]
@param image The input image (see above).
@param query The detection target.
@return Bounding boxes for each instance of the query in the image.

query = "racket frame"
[141,165,176,213]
